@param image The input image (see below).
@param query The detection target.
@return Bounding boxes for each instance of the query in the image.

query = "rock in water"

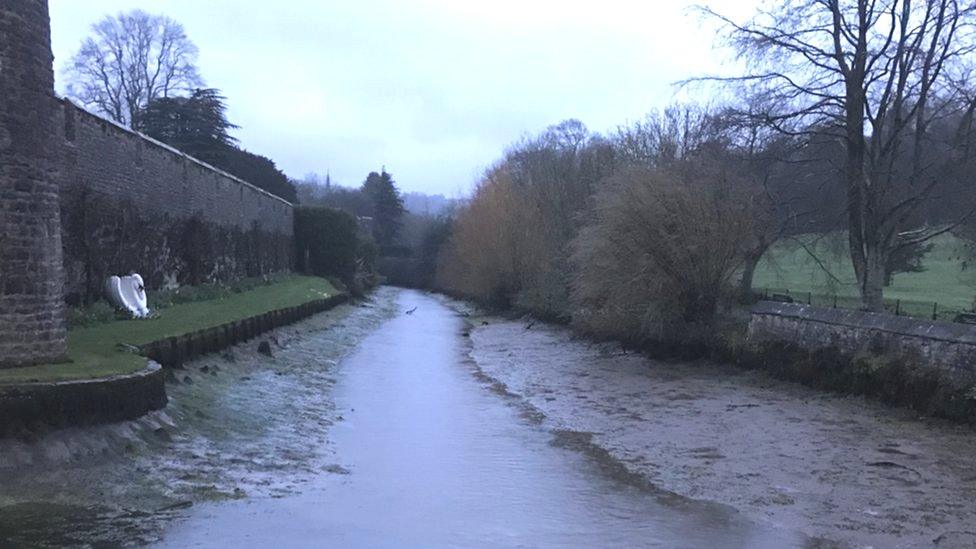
[257,340,273,357]
[153,427,172,442]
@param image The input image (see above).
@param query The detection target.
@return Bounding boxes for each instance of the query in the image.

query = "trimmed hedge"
[294,207,359,283]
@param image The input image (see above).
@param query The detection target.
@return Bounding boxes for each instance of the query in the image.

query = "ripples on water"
[2,288,824,548]
[156,289,812,548]
[0,289,398,547]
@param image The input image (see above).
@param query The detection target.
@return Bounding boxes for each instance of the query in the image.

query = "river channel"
[2,287,972,546]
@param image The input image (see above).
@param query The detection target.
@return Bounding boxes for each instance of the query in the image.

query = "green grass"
[0,276,337,384]
[753,232,976,319]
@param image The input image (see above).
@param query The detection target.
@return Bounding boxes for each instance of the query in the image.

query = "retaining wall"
[0,292,350,436]
[748,301,976,384]
[0,363,166,437]
[139,294,350,367]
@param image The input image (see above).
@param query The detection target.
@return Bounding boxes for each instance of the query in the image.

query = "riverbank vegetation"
[0,276,337,384]
[412,1,976,420]
[293,169,455,290]
[434,108,807,333]
[424,107,976,418]
[429,0,976,332]
[572,162,754,337]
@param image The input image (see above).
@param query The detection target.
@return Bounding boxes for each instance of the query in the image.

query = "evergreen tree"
[216,148,298,203]
[138,88,237,165]
[361,169,405,249]
[138,88,297,203]
[884,240,934,287]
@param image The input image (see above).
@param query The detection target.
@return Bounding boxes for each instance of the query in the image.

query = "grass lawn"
[0,276,337,384]
[753,232,976,319]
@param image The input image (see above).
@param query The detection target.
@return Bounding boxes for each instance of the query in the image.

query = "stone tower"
[0,0,67,366]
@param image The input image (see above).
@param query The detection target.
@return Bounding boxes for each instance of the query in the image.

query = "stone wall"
[0,0,67,366]
[748,301,976,384]
[57,101,295,303]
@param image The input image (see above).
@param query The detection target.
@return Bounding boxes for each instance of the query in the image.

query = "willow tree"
[703,0,976,311]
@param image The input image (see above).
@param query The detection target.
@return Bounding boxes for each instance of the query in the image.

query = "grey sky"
[49,0,758,196]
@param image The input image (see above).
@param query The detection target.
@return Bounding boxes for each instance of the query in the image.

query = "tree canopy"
[65,9,203,128]
[138,88,238,166]
[217,148,298,203]
[361,169,405,249]
[138,87,296,203]
[702,0,976,311]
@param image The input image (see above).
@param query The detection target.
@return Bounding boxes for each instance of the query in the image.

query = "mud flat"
[462,302,976,548]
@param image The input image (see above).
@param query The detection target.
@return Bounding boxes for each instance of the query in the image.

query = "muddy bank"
[458,300,976,548]
[0,291,397,547]
[5,287,974,547]
[157,289,815,548]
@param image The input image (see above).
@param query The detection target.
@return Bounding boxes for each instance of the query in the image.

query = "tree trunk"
[682,290,719,324]
[861,246,887,312]
[841,1,883,312]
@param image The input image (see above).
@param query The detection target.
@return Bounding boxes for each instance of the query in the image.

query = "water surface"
[157,289,809,548]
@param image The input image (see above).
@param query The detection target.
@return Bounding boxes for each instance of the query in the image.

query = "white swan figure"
[105,273,150,318]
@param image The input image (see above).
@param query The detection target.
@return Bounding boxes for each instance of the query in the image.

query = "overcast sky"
[49,0,758,196]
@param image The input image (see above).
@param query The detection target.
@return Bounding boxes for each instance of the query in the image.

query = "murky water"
[0,291,398,546]
[461,297,976,548]
[155,289,810,548]
[19,287,967,546]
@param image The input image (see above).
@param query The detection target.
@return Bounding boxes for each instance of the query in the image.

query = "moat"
[1,288,974,547]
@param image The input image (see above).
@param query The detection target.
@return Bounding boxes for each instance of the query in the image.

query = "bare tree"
[611,104,818,301]
[65,10,203,127]
[701,0,976,311]
[613,105,725,168]
[714,106,838,300]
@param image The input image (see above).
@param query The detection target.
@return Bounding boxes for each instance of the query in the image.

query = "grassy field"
[0,276,337,384]
[753,232,976,319]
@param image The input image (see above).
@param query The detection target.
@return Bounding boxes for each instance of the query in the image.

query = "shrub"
[66,300,120,328]
[435,167,525,308]
[570,164,754,340]
[376,256,421,287]
[435,121,615,317]
[294,207,359,283]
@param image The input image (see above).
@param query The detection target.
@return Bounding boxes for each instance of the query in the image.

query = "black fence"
[756,287,973,323]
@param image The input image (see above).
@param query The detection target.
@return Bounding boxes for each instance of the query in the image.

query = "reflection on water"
[0,292,397,547]
[157,290,813,548]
